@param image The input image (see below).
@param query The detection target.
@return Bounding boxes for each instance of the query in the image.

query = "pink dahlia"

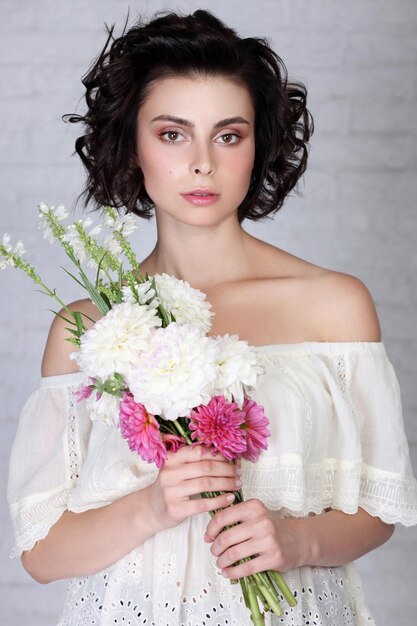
[241,398,270,462]
[189,395,247,460]
[119,392,167,468]
[162,433,187,452]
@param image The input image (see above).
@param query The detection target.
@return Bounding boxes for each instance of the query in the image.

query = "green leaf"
[99,291,112,310]
[80,313,97,324]
[74,311,84,336]
[47,309,75,326]
[61,267,85,289]
[76,266,111,315]
[65,326,81,337]
[66,337,81,345]
[118,263,123,291]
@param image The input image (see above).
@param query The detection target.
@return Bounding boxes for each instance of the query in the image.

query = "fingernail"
[236,467,242,476]
[204,532,213,542]
[235,479,243,488]
[226,493,235,502]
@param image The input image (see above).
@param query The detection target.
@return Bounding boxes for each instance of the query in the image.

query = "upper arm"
[312,272,382,343]
[41,299,101,377]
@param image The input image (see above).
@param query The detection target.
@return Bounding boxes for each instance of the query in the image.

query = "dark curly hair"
[64,9,313,223]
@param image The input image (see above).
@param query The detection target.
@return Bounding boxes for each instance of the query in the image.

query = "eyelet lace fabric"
[58,516,375,626]
[67,388,81,481]
[7,343,417,625]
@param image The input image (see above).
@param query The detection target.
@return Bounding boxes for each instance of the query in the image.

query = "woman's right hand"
[147,444,242,532]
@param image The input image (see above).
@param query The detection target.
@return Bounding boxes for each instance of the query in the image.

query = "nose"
[190,139,215,176]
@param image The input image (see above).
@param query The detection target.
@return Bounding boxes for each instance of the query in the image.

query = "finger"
[216,538,263,572]
[209,522,253,557]
[178,476,241,498]
[181,491,236,517]
[178,458,241,483]
[206,500,263,540]
[166,444,228,464]
[219,554,270,580]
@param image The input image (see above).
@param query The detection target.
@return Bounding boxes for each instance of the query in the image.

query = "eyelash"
[157,129,241,144]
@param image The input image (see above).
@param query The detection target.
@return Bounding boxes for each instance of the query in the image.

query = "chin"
[182,211,236,227]
[157,204,235,227]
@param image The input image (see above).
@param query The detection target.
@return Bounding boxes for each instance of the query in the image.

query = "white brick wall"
[0,1,416,623]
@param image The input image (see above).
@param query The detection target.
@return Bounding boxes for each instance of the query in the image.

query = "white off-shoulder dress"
[7,341,417,626]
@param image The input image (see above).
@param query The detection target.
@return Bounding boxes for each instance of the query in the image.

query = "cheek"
[225,145,255,181]
[140,144,180,179]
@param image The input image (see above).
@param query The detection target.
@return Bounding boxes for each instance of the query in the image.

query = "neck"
[140,212,254,292]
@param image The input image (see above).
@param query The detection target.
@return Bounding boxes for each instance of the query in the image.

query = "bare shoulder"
[307,269,382,342]
[251,239,381,342]
[41,298,102,377]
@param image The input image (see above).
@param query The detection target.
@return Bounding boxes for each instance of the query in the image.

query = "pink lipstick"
[181,188,220,206]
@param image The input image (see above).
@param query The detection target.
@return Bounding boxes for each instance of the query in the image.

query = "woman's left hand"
[204,498,305,579]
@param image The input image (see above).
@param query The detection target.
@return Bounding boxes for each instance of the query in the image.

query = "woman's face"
[136,74,255,227]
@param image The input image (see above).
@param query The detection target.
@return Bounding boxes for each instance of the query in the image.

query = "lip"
[183,187,219,195]
[181,188,220,207]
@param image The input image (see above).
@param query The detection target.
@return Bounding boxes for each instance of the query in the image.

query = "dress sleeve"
[344,344,417,526]
[243,342,417,524]
[7,372,91,558]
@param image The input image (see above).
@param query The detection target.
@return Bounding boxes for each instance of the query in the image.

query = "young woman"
[8,9,417,626]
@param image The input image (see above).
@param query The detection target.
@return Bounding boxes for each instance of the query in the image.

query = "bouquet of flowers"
[1,204,297,625]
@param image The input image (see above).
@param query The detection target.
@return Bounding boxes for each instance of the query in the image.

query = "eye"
[216,132,241,145]
[158,129,185,143]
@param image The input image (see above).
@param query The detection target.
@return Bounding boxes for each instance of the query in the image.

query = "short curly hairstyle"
[65,9,313,223]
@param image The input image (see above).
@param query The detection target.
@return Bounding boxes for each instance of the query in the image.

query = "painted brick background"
[0,1,416,624]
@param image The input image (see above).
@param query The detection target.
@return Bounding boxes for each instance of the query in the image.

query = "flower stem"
[254,571,283,617]
[269,570,297,607]
[246,577,265,626]
[249,575,269,612]
[239,576,251,609]
[172,419,193,445]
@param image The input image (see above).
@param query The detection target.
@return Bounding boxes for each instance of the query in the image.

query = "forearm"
[21,484,159,583]
[293,507,395,568]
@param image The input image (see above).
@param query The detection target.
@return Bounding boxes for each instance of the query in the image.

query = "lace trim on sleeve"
[241,456,417,526]
[9,488,72,558]
[9,385,84,559]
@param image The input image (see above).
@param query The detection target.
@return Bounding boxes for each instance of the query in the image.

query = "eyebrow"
[150,115,250,129]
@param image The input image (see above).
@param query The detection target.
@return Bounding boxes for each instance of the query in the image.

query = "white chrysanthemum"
[71,301,162,378]
[122,282,159,309]
[126,322,219,420]
[212,334,264,406]
[87,391,121,428]
[153,273,213,332]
